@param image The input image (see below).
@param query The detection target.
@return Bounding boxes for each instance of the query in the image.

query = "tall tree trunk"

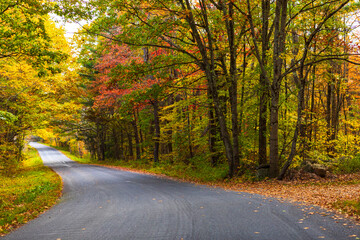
[185,91,193,160]
[120,128,124,159]
[132,120,141,160]
[127,130,133,158]
[269,0,288,178]
[209,106,218,166]
[309,65,316,143]
[165,97,173,154]
[96,123,105,161]
[113,128,120,160]
[153,100,160,164]
[132,111,141,160]
[222,0,239,174]
[258,0,271,166]
[239,39,247,163]
[326,79,333,154]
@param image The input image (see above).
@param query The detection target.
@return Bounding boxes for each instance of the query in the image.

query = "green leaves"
[0,111,17,125]
[0,0,68,69]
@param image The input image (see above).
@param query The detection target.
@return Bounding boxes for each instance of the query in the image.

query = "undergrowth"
[335,156,360,174]
[0,146,61,236]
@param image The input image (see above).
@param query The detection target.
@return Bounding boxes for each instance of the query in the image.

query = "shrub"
[0,143,20,176]
[335,156,360,174]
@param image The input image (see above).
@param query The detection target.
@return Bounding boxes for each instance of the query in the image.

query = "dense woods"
[2,0,360,180]
[0,0,81,175]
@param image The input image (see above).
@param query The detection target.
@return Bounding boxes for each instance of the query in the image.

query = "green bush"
[0,143,20,176]
[335,156,360,174]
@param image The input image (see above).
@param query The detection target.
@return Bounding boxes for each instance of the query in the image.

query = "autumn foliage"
[63,0,360,181]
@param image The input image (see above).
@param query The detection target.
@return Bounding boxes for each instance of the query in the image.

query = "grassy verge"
[333,199,360,218]
[0,147,62,236]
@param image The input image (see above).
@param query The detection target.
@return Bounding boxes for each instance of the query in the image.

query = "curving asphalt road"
[3,142,360,240]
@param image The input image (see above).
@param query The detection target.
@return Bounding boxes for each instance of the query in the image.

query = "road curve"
[3,142,360,240]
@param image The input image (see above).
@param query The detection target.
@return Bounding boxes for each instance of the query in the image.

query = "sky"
[50,14,87,41]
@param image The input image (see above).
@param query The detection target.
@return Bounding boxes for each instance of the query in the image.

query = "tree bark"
[269,0,288,178]
[127,130,133,158]
[132,110,141,160]
[153,100,160,164]
[258,0,271,166]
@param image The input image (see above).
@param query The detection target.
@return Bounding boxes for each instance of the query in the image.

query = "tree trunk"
[113,128,120,160]
[259,74,268,166]
[153,100,160,164]
[209,106,218,166]
[309,65,316,143]
[269,92,280,177]
[132,111,141,160]
[269,0,288,178]
[223,0,239,174]
[258,0,271,166]
[120,128,124,159]
[127,130,133,158]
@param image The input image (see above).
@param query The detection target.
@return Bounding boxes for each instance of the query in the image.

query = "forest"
[2,0,360,181]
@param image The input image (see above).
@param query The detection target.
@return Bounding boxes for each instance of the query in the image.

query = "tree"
[0,17,77,175]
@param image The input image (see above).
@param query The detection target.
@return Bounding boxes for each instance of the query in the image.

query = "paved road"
[3,142,360,240]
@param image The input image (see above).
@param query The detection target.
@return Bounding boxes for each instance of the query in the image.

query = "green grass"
[333,199,360,217]
[0,147,62,236]
[335,156,360,174]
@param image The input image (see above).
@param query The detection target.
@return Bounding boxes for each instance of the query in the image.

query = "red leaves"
[92,40,170,110]
[150,48,166,58]
[96,44,141,72]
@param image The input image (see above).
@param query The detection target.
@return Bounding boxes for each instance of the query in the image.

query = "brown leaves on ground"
[220,173,360,221]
